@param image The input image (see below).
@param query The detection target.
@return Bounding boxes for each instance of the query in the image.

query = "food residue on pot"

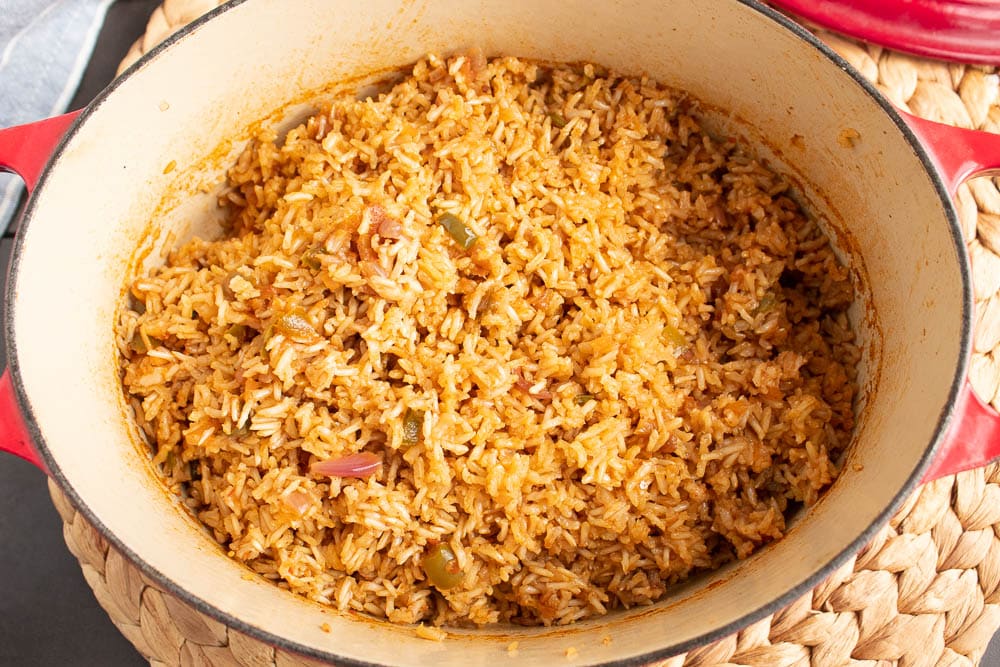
[838,127,861,148]
[415,624,447,642]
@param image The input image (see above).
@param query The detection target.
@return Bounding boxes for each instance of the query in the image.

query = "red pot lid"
[770,0,1000,65]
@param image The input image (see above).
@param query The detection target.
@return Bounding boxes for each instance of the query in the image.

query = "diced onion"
[275,308,318,342]
[282,490,312,516]
[310,452,382,479]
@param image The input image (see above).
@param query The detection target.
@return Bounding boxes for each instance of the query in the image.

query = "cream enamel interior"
[10,0,966,665]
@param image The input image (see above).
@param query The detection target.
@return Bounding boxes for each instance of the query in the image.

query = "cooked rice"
[118,54,859,627]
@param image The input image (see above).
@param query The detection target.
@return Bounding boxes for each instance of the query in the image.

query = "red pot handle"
[904,114,1000,195]
[903,112,1000,482]
[0,111,81,473]
[0,370,43,472]
[0,111,81,192]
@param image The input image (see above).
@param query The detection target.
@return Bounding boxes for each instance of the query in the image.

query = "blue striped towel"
[0,0,114,233]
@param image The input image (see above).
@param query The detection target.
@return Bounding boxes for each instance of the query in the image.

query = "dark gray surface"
[0,2,998,665]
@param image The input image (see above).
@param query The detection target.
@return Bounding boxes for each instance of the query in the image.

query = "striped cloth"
[0,0,113,233]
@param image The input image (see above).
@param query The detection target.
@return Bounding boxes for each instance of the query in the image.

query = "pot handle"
[0,111,81,473]
[0,370,43,471]
[902,112,1000,482]
[0,111,81,192]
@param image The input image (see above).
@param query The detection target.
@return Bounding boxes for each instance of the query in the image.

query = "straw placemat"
[49,1,1000,664]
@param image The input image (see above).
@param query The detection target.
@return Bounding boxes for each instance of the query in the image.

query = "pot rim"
[4,1,974,664]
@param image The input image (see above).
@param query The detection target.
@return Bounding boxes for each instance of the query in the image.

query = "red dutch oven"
[0,1,999,664]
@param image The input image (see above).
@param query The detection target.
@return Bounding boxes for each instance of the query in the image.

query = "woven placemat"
[50,1,1000,665]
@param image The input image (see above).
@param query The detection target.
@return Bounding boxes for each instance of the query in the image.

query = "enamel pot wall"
[1,1,999,665]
